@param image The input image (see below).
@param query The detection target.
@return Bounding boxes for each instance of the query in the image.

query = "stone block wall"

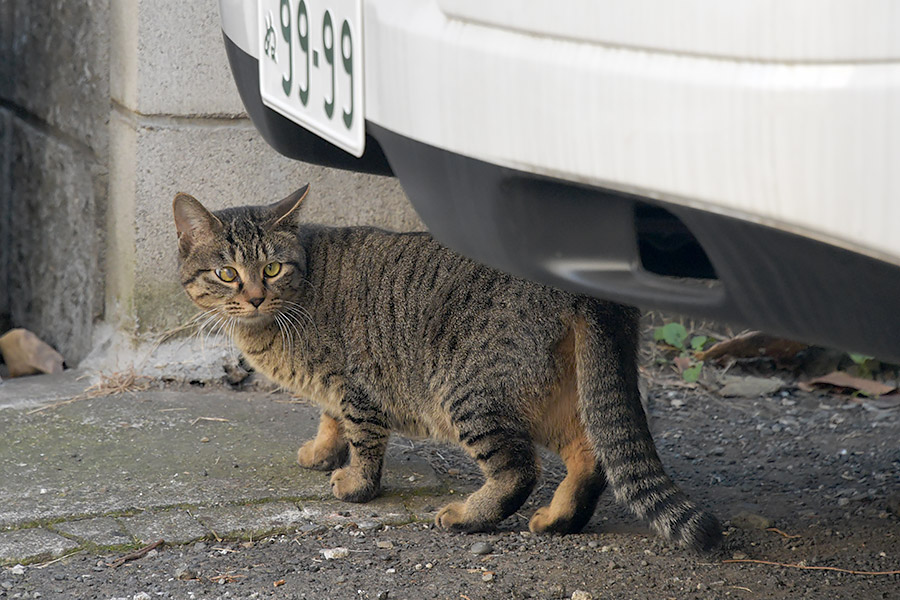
[0,0,110,363]
[0,0,421,374]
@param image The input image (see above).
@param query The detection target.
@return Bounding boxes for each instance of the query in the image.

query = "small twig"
[766,527,801,539]
[107,539,164,568]
[158,407,188,412]
[729,586,753,592]
[723,558,900,576]
[210,572,246,583]
[190,416,230,426]
[34,550,83,569]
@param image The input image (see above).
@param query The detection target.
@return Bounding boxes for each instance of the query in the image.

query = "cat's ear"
[173,193,223,254]
[268,184,310,228]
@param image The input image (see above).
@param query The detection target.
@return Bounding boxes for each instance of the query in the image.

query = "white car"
[219,0,900,363]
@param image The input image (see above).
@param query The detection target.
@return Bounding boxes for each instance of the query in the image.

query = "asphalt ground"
[0,371,444,566]
[1,368,898,599]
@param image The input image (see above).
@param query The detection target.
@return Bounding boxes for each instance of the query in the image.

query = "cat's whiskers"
[192,310,223,345]
[273,313,290,355]
[276,308,308,355]
[226,314,239,360]
[273,300,309,341]
[201,313,231,351]
[280,305,311,332]
[186,308,220,328]
[281,300,318,337]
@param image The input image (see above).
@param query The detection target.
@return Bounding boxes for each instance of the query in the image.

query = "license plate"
[258,0,365,157]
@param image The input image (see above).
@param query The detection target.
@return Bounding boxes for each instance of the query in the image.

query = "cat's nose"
[247,296,265,308]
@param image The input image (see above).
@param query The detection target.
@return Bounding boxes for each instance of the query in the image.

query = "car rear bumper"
[220,0,900,361]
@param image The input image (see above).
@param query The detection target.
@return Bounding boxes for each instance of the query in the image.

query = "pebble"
[298,523,327,535]
[482,572,494,582]
[134,593,152,600]
[10,565,25,576]
[175,566,196,581]
[571,592,593,600]
[320,547,350,560]
[376,592,390,600]
[376,540,394,550]
[732,552,748,560]
[193,542,207,552]
[357,520,381,531]
[470,542,494,555]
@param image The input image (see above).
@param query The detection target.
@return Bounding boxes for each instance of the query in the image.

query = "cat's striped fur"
[173,185,721,550]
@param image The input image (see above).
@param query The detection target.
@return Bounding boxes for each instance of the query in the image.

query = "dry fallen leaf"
[672,356,693,374]
[804,371,895,397]
[717,375,783,398]
[697,331,807,362]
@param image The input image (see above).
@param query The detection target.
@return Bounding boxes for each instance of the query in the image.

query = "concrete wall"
[0,0,110,362]
[1,0,421,374]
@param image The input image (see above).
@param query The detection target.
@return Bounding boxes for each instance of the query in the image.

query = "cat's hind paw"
[528,506,582,535]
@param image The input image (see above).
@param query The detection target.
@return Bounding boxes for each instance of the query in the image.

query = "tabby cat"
[173,185,721,551]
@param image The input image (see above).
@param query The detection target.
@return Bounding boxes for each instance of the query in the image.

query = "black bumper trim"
[223,34,393,175]
[370,123,900,363]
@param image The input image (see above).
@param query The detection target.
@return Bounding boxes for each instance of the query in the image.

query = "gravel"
[3,362,898,599]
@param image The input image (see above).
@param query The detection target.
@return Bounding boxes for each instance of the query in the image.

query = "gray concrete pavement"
[0,372,449,566]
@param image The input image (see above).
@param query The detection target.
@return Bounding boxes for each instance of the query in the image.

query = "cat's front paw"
[297,438,348,471]
[435,502,489,533]
[330,467,379,503]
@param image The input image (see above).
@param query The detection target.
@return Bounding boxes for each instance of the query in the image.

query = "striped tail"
[574,303,722,551]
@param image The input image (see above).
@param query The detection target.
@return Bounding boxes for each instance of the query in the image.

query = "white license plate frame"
[258,0,365,157]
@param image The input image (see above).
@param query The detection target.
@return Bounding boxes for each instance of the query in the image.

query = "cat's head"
[173,185,311,328]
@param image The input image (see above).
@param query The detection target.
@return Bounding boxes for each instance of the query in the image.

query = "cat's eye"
[263,262,282,278]
[215,267,238,283]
